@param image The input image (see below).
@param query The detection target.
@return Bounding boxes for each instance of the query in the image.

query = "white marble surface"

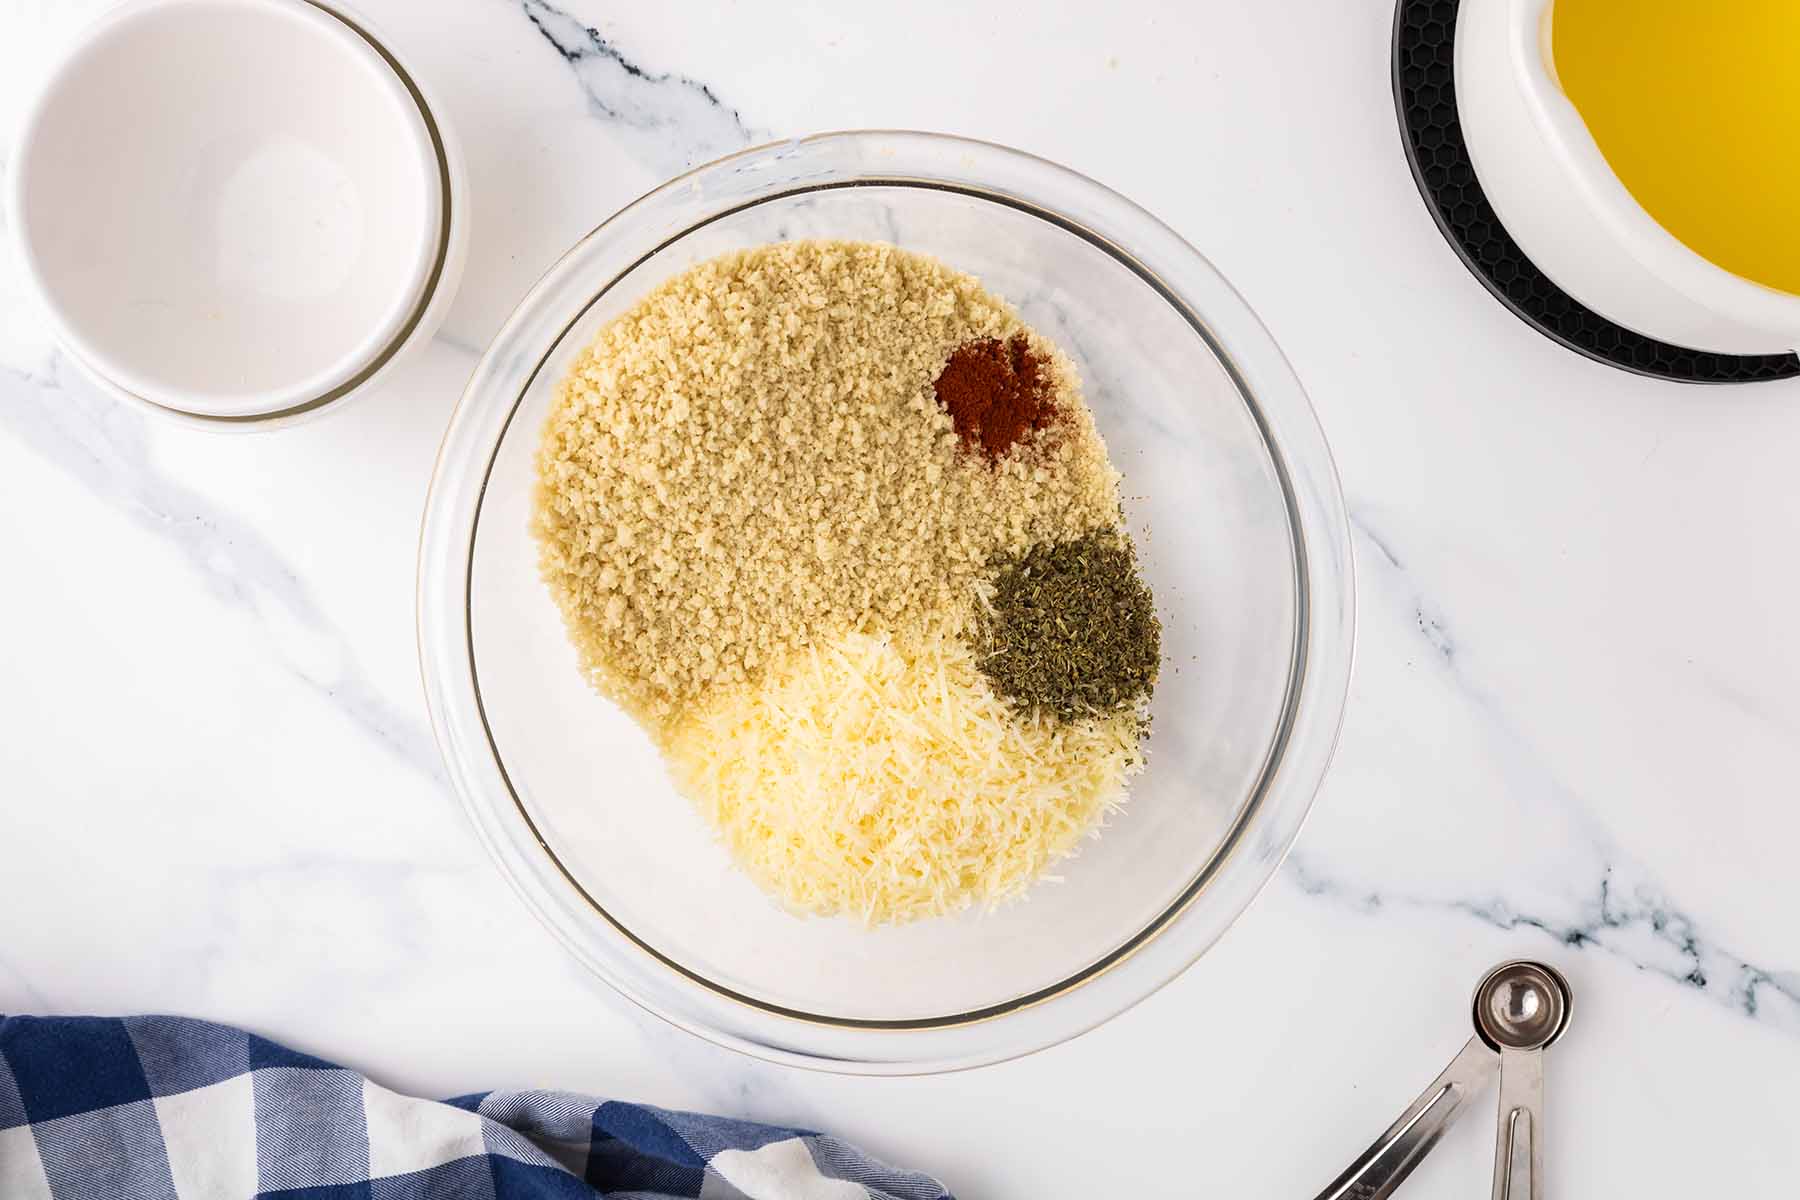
[3,1,1797,1195]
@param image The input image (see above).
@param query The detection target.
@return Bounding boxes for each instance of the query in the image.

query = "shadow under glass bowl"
[417,131,1354,1074]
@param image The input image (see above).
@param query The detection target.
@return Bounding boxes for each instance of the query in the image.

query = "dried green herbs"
[975,530,1161,723]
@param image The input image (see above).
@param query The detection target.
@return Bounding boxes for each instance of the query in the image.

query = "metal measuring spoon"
[1312,960,1572,1200]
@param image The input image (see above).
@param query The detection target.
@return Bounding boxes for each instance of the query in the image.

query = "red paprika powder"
[932,334,1058,463]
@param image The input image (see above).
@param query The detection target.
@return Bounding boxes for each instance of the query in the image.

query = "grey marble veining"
[519,0,760,177]
[1291,847,1800,1032]
[1336,510,1800,1033]
[0,359,446,791]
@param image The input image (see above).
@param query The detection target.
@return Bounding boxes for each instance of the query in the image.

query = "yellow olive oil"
[1551,0,1800,295]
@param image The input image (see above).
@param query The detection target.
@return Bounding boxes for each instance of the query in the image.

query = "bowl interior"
[467,184,1299,1024]
[14,0,439,415]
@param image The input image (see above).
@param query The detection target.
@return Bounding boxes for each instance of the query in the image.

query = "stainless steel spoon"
[1311,960,1572,1200]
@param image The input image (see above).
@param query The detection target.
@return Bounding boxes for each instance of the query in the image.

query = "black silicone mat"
[1391,0,1800,383]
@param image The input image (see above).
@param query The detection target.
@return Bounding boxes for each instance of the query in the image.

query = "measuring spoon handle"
[1491,1045,1547,1200]
[1312,1036,1498,1200]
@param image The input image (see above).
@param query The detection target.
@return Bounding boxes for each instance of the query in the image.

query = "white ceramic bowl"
[8,0,466,426]
[1456,0,1800,355]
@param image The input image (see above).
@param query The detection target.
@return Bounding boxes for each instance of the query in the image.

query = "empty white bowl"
[9,0,466,425]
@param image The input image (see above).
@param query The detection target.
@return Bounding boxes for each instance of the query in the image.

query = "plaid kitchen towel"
[0,1016,952,1200]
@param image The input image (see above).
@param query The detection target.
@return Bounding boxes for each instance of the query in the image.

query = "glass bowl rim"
[417,129,1356,1074]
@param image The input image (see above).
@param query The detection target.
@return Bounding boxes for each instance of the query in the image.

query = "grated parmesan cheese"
[665,628,1144,925]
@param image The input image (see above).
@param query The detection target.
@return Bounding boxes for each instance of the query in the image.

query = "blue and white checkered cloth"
[0,1016,952,1199]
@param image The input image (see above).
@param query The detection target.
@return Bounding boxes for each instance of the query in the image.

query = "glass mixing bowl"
[417,131,1353,1073]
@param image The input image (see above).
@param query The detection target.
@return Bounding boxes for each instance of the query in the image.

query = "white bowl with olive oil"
[1456,0,1800,356]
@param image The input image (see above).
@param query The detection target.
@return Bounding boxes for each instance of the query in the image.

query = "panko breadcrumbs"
[533,240,1121,732]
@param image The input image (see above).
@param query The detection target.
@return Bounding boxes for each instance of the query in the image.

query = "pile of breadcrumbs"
[533,240,1148,924]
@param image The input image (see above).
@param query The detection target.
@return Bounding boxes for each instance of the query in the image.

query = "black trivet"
[1391,0,1800,383]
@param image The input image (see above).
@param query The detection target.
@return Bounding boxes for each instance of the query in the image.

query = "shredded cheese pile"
[666,629,1144,924]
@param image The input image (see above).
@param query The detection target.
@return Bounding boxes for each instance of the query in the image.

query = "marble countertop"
[3,1,1797,1195]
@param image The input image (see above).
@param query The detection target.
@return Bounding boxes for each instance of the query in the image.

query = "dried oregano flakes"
[974,529,1161,724]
